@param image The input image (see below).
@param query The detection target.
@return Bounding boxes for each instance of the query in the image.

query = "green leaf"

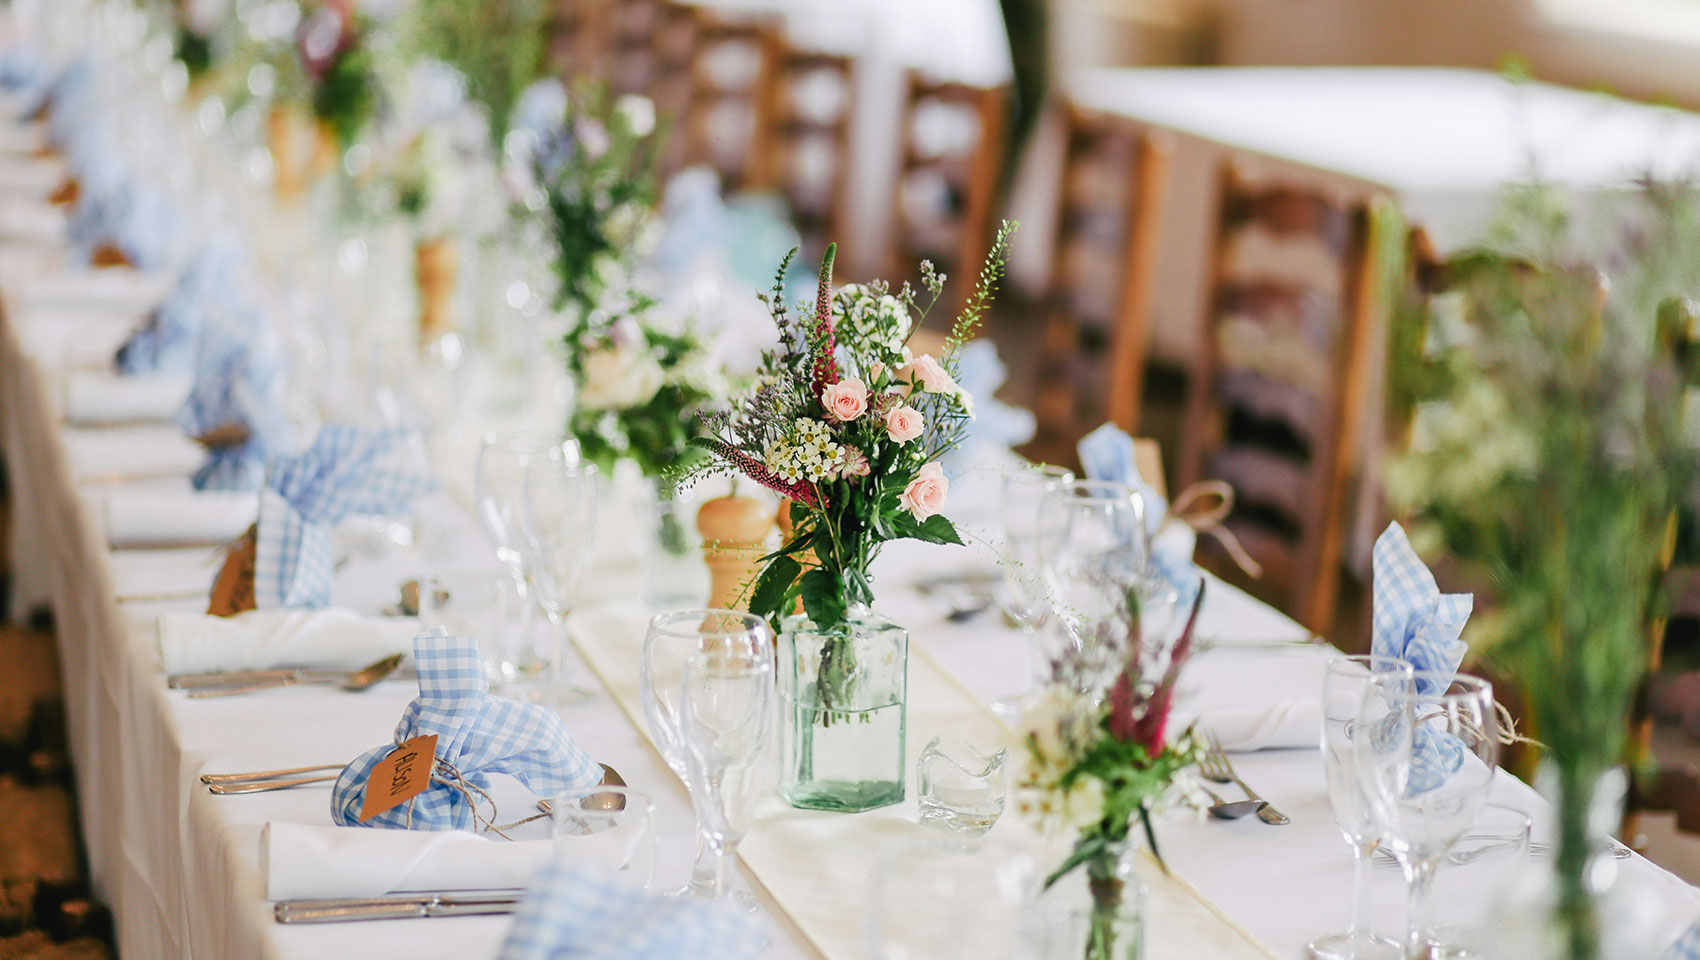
[890,512,964,545]
[1043,833,1108,890]
[799,567,846,628]
[750,556,800,619]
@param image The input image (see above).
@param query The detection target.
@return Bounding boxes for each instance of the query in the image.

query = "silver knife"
[168,666,418,689]
[274,893,522,924]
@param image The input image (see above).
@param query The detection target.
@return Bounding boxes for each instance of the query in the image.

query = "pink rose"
[821,378,869,422]
[885,405,924,444]
[902,354,958,395]
[899,461,949,521]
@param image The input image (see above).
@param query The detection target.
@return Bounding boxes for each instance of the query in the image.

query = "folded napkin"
[64,372,190,426]
[1178,644,1331,751]
[263,822,551,901]
[1078,422,1201,609]
[174,299,289,491]
[16,267,172,313]
[0,196,66,240]
[157,608,419,675]
[1188,699,1322,752]
[499,863,766,960]
[255,425,435,609]
[116,239,247,376]
[62,425,205,482]
[67,176,190,275]
[1371,522,1473,791]
[105,488,254,548]
[331,630,602,831]
[0,43,51,111]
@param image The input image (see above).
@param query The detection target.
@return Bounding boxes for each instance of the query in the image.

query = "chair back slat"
[765,45,855,257]
[684,13,783,191]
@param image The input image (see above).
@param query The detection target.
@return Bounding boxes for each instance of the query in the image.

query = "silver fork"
[1199,731,1290,825]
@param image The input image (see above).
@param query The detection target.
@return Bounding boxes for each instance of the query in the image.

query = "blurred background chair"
[683,13,783,193]
[761,44,855,261]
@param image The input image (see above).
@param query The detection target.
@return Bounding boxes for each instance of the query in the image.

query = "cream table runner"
[569,604,1278,960]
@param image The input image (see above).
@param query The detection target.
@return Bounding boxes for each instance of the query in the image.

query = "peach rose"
[821,378,869,422]
[899,461,949,521]
[885,405,925,444]
[903,354,958,395]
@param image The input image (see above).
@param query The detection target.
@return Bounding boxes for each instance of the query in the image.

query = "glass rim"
[479,430,559,452]
[646,608,771,639]
[1044,479,1142,503]
[1008,463,1075,484]
[1327,654,1415,674]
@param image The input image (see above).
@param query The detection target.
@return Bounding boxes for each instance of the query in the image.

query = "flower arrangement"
[1386,183,1700,960]
[295,0,380,151]
[517,84,659,315]
[565,295,722,480]
[400,0,546,147]
[1015,585,1206,960]
[687,221,1016,632]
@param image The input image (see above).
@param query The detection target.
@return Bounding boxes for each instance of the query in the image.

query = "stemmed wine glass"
[1307,655,1415,960]
[639,609,771,898]
[1355,671,1500,960]
[679,647,774,907]
[1034,480,1151,695]
[520,442,599,703]
[474,432,552,685]
[996,464,1074,631]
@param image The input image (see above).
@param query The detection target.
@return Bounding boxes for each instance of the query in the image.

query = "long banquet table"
[2,150,1699,960]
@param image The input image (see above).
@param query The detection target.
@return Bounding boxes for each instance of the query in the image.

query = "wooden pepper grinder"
[416,236,458,345]
[697,493,774,611]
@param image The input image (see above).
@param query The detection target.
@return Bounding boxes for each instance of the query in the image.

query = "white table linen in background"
[103,487,254,548]
[63,370,189,425]
[262,822,553,901]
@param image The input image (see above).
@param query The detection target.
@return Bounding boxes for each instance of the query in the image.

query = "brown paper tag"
[359,734,438,822]
[207,525,258,617]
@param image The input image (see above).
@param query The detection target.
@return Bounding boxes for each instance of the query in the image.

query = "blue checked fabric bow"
[0,44,51,108]
[1371,521,1474,793]
[67,172,189,273]
[1078,422,1202,611]
[1667,918,1700,960]
[117,239,246,376]
[942,340,1035,477]
[255,425,436,609]
[331,630,603,832]
[173,298,290,491]
[500,862,766,960]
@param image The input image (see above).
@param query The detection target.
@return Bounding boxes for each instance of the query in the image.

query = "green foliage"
[311,26,379,150]
[403,0,546,146]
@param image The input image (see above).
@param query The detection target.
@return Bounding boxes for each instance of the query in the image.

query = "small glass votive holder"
[917,735,1009,841]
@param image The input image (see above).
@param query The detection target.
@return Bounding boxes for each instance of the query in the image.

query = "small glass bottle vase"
[1027,842,1146,960]
[643,478,706,608]
[776,605,908,812]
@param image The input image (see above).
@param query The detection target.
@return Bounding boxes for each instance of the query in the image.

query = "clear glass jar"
[1026,842,1146,960]
[776,605,908,812]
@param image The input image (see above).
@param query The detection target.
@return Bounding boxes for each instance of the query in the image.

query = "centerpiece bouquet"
[1015,585,1206,960]
[686,221,1016,811]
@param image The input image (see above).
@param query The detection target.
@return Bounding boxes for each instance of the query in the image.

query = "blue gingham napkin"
[1667,918,1700,960]
[67,173,189,273]
[173,299,289,491]
[942,339,1035,476]
[499,861,766,960]
[1078,422,1201,610]
[1372,522,1473,792]
[0,44,51,108]
[331,630,603,831]
[117,239,246,376]
[42,57,95,139]
[254,425,436,609]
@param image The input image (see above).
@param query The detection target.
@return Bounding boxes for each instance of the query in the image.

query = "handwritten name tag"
[359,734,438,822]
[207,524,257,617]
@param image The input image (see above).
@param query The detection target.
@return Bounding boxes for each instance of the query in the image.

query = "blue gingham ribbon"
[254,425,436,609]
[499,862,766,960]
[173,298,289,491]
[117,239,246,376]
[1372,522,1473,792]
[1667,917,1700,960]
[1078,422,1201,610]
[331,630,603,831]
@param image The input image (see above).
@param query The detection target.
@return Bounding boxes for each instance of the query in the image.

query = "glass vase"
[776,605,908,812]
[643,478,706,608]
[1487,764,1666,960]
[1026,842,1146,960]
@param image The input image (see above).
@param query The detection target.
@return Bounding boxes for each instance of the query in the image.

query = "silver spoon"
[1203,786,1267,820]
[187,653,405,698]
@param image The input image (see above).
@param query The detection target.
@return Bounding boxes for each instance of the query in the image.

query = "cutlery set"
[201,764,344,795]
[1199,730,1291,825]
[169,653,408,698]
[275,893,521,924]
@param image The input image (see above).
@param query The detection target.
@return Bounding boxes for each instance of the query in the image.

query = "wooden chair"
[606,0,664,96]
[683,13,783,192]
[889,72,1008,318]
[649,1,702,178]
[1035,103,1172,447]
[761,44,855,258]
[1178,168,1378,636]
[546,0,616,85]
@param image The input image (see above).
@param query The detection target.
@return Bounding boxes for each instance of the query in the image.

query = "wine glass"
[549,784,659,890]
[640,609,770,897]
[520,443,599,703]
[474,432,552,684]
[1355,671,1500,960]
[679,647,774,906]
[1034,480,1150,695]
[1307,655,1414,960]
[996,464,1074,631]
[1427,803,1531,956]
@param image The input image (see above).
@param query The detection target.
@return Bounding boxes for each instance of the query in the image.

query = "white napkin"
[62,425,204,483]
[0,197,65,241]
[104,489,254,547]
[1176,644,1334,752]
[65,372,191,426]
[16,267,171,313]
[1182,699,1321,752]
[0,156,64,197]
[157,609,421,675]
[262,818,645,901]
